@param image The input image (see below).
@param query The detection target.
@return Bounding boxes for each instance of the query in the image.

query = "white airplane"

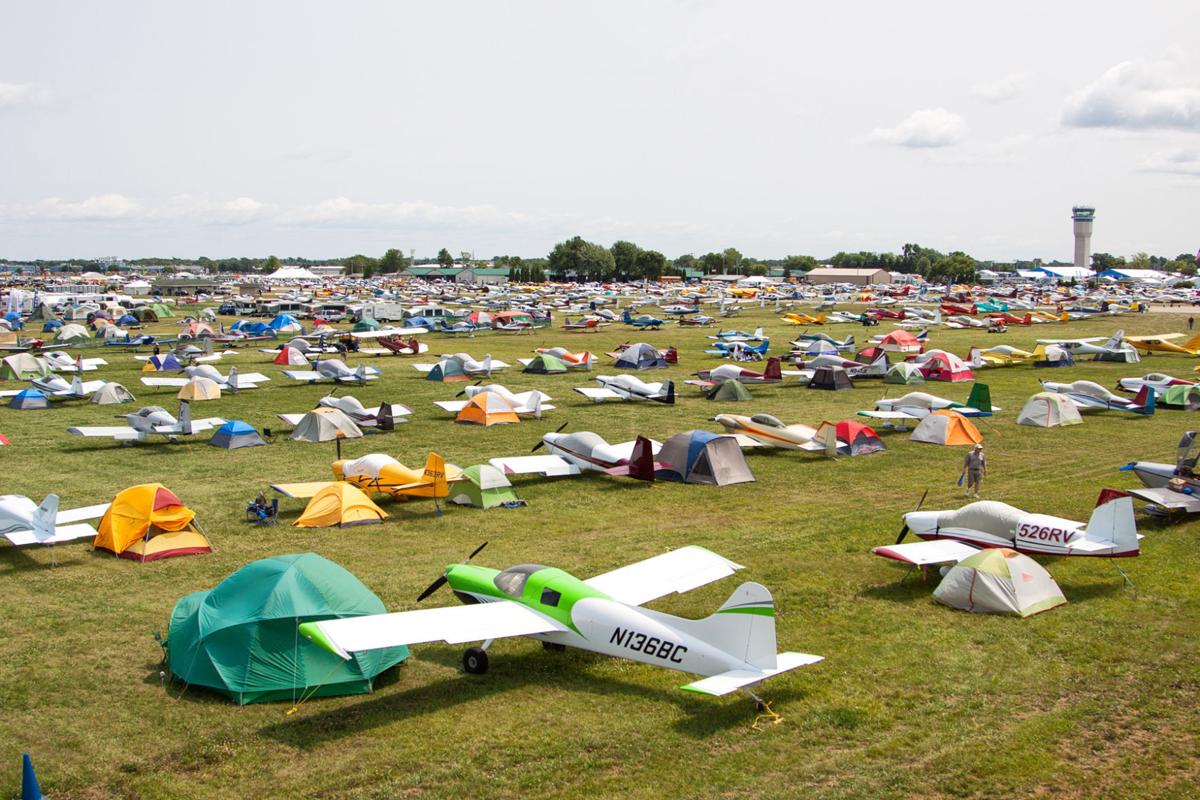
[1036,330,1138,361]
[277,395,414,428]
[68,400,227,443]
[788,352,889,381]
[1,373,108,401]
[574,375,675,404]
[44,352,107,372]
[284,359,381,384]
[874,490,1141,567]
[943,315,988,329]
[435,385,553,417]
[0,494,111,547]
[1040,380,1155,414]
[412,353,510,377]
[857,385,997,427]
[1116,373,1194,395]
[490,429,664,479]
[299,544,823,703]
[141,365,269,392]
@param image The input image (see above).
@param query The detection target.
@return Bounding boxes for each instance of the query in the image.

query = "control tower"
[1072,206,1095,268]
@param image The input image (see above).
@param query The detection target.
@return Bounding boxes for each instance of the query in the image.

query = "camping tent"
[814,419,885,456]
[274,346,310,366]
[1017,392,1084,427]
[167,552,408,704]
[808,365,854,391]
[798,339,839,357]
[614,343,668,370]
[93,484,211,561]
[910,410,983,446]
[290,408,363,444]
[706,379,753,402]
[933,548,1067,617]
[919,351,975,382]
[455,393,520,426]
[522,354,568,374]
[450,464,525,509]
[876,331,922,353]
[426,358,470,382]
[56,323,90,342]
[131,306,159,323]
[294,483,388,528]
[210,420,267,449]
[1033,344,1075,368]
[8,388,49,410]
[178,377,222,401]
[91,382,135,405]
[885,362,925,385]
[150,303,175,318]
[1,354,52,381]
[142,354,184,372]
[269,313,303,334]
[1159,384,1200,410]
[656,430,755,485]
[352,317,381,333]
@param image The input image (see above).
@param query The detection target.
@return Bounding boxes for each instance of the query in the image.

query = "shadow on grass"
[0,544,90,573]
[258,648,800,744]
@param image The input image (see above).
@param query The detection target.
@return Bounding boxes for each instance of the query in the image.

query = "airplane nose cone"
[904,511,941,536]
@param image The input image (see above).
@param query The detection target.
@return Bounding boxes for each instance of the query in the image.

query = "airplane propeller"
[416,541,488,602]
[895,489,928,544]
[455,380,483,398]
[531,421,569,452]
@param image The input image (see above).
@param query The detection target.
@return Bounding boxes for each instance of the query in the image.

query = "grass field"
[1,304,1198,800]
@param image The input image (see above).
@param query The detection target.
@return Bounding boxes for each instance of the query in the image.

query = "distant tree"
[262,255,282,274]
[610,240,642,280]
[673,254,698,274]
[379,248,405,274]
[700,252,724,274]
[362,264,375,279]
[1129,252,1152,270]
[547,236,614,279]
[1166,259,1195,276]
[437,248,454,269]
[1091,252,1125,270]
[722,248,743,273]
[635,249,667,280]
[1175,253,1197,265]
[747,263,769,276]
[343,254,377,275]
[784,255,818,273]
[929,251,977,282]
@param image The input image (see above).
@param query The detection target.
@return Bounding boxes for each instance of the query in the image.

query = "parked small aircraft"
[1040,380,1156,414]
[44,352,107,372]
[0,493,111,547]
[1036,330,1138,361]
[690,358,783,388]
[285,359,381,385]
[299,544,823,703]
[68,400,227,443]
[435,385,553,418]
[277,395,413,429]
[490,429,663,479]
[142,365,269,392]
[1121,430,1200,515]
[574,375,675,404]
[1116,373,1194,394]
[412,353,509,377]
[710,413,824,451]
[857,385,997,427]
[781,312,826,326]
[272,453,460,511]
[622,310,664,330]
[1122,332,1200,355]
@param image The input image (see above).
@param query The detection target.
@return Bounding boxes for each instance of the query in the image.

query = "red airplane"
[940,303,977,316]
[987,312,1033,325]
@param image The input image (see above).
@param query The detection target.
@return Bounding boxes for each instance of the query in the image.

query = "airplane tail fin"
[1182,331,1200,352]
[689,582,779,670]
[70,373,84,396]
[655,380,676,405]
[966,346,981,367]
[623,309,632,323]
[421,453,450,498]
[227,366,239,390]
[1022,313,1032,325]
[178,399,192,433]
[1132,385,1156,415]
[815,313,825,324]
[753,326,764,339]
[483,354,493,376]
[1105,330,1124,349]
[966,382,992,413]
[376,403,395,431]
[627,435,656,482]
[764,357,782,381]
[354,365,367,384]
[529,392,543,419]
[31,494,60,539]
[1084,490,1140,555]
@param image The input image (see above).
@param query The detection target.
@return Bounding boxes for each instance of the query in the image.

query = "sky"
[1,1,1198,262]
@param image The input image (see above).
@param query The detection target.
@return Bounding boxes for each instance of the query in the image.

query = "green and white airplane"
[301,544,822,702]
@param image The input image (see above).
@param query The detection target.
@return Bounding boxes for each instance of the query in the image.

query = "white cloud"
[1139,148,1200,176]
[10,194,143,221]
[971,72,1032,103]
[285,197,550,230]
[869,108,968,148]
[0,81,49,109]
[0,194,274,225]
[1063,54,1200,131]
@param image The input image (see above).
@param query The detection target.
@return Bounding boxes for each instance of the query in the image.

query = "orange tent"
[93,484,211,561]
[909,409,983,446]
[454,393,520,426]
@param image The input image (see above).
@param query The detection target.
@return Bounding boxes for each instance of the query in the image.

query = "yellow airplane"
[1124,332,1200,355]
[781,312,826,325]
[969,345,1038,367]
[1029,311,1071,323]
[271,453,463,509]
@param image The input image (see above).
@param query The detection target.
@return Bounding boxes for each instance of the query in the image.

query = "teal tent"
[167,553,407,704]
[353,317,381,332]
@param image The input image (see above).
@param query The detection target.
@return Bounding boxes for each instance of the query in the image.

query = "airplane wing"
[141,377,189,387]
[411,364,437,373]
[680,652,825,696]
[1036,337,1105,344]
[302,599,568,659]
[336,374,378,383]
[488,455,581,477]
[276,413,306,427]
[4,523,100,547]
[730,434,768,448]
[433,400,468,413]
[1124,334,1184,343]
[271,481,334,499]
[857,410,919,421]
[585,546,744,607]
[283,370,322,381]
[574,387,622,402]
[606,438,661,460]
[68,426,141,440]
[1127,487,1200,513]
[232,372,270,384]
[871,540,980,565]
[186,417,228,433]
[350,326,428,339]
[56,503,111,523]
[75,380,107,395]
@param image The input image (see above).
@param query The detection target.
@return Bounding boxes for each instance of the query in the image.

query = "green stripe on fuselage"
[716,606,774,617]
[444,564,610,635]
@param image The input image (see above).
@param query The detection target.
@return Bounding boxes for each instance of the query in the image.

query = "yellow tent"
[93,484,212,561]
[178,377,222,401]
[455,393,519,426]
[294,483,388,528]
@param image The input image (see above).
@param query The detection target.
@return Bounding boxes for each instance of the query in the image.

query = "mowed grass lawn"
[1,304,1198,800]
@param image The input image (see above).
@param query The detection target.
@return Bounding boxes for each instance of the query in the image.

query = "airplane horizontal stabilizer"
[679,652,824,696]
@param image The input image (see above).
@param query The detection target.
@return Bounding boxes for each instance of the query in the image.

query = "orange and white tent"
[93,484,211,561]
[454,393,520,426]
[294,483,388,528]
[909,409,983,446]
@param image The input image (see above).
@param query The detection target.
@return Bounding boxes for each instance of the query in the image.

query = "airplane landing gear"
[463,647,489,674]
[542,641,566,652]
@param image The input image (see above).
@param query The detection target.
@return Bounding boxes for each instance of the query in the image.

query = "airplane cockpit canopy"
[494,564,548,597]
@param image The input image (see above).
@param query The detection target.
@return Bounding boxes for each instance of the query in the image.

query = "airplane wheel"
[463,647,489,674]
[755,700,767,712]
[542,642,566,653]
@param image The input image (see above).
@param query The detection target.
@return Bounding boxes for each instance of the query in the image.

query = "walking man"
[962,444,987,498]
[1189,316,1194,331]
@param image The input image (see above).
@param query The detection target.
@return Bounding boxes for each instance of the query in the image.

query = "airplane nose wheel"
[463,647,489,674]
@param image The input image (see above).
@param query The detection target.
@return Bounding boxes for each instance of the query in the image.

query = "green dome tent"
[167,553,408,704]
[522,354,568,374]
[705,379,752,402]
[353,317,382,333]
[449,464,526,509]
